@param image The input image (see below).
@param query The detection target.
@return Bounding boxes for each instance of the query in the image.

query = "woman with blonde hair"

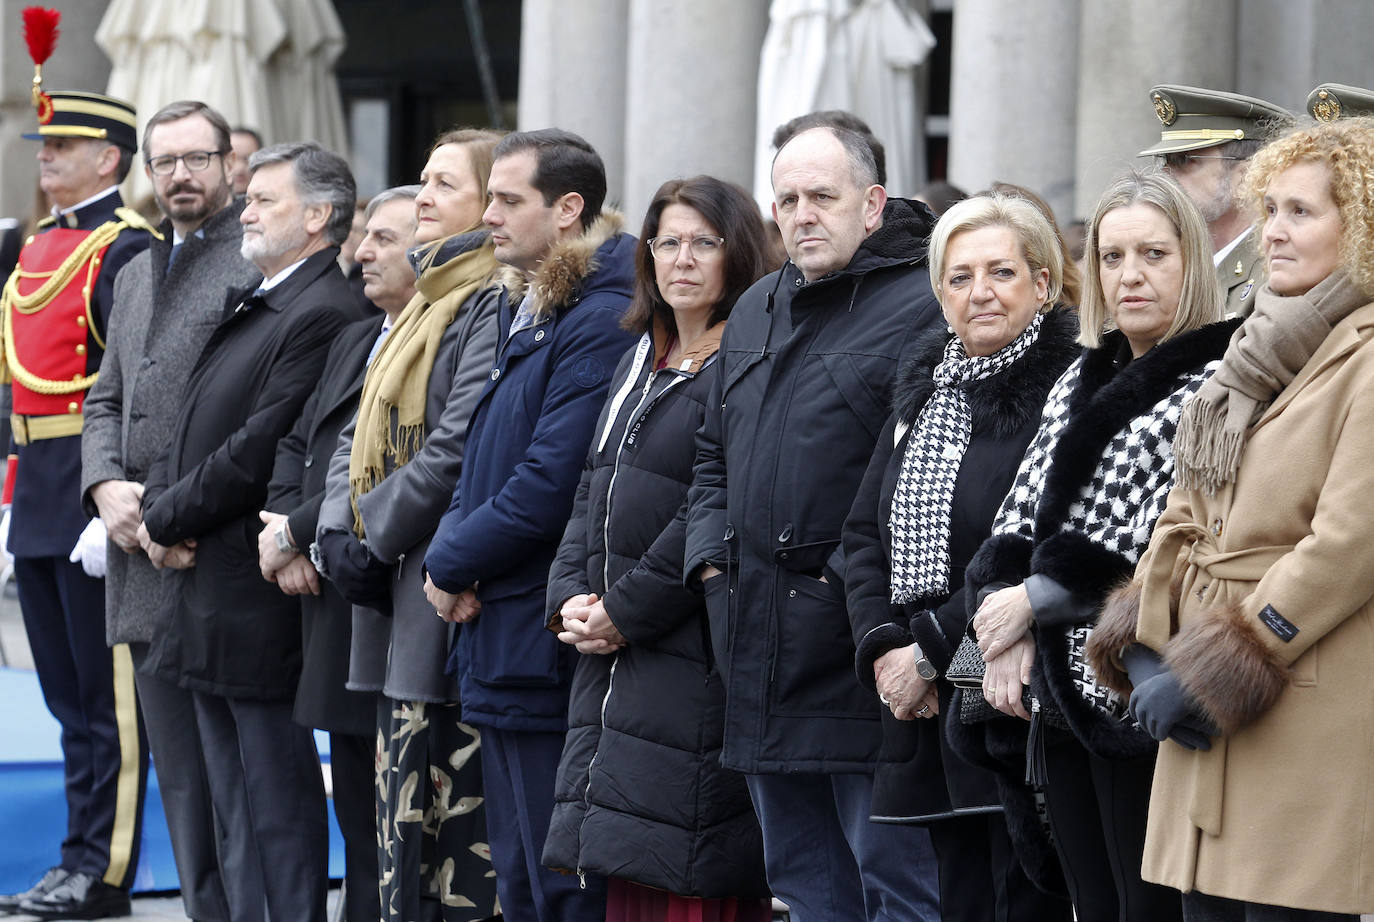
[315,127,506,921]
[965,168,1238,922]
[1089,117,1374,921]
[843,191,1079,920]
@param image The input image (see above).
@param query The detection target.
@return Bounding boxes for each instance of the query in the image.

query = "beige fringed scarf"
[348,230,498,536]
[1174,269,1367,494]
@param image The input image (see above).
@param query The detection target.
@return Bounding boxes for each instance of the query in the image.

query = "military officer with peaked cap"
[1140,84,1291,318]
[0,83,153,919]
[1307,82,1374,121]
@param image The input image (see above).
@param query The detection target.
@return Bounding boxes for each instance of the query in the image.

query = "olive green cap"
[1307,83,1374,121]
[1138,84,1290,157]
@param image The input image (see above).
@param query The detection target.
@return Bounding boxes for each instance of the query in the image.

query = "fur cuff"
[855,623,914,690]
[1084,580,1143,697]
[965,535,1033,619]
[1163,603,1289,735]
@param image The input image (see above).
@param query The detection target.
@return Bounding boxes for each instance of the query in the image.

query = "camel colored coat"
[1121,299,1374,914]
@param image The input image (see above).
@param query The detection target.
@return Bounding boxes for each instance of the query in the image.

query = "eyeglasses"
[146,150,226,176]
[1160,152,1245,171]
[647,235,725,262]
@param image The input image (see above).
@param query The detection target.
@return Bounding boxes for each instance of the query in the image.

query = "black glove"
[317,531,392,613]
[1128,668,1218,751]
[1121,643,1167,687]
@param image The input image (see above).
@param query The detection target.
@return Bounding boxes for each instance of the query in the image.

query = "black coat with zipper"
[542,330,768,899]
[843,309,1080,822]
[683,198,943,773]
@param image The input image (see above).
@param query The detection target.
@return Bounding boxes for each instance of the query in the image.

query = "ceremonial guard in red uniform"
[0,9,152,919]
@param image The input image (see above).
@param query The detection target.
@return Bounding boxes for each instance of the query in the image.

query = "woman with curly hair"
[1088,116,1374,920]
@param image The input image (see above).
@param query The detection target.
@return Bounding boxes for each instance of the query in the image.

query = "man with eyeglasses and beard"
[1140,84,1291,317]
[82,99,260,922]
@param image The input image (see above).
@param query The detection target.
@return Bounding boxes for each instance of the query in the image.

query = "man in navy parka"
[423,128,635,922]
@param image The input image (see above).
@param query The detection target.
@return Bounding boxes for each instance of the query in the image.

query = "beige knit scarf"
[349,231,497,536]
[1174,269,1366,494]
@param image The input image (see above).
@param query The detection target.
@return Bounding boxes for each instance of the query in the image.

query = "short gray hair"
[248,142,356,246]
[773,125,881,190]
[364,184,420,223]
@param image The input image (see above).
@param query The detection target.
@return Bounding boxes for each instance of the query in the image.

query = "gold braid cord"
[0,219,126,396]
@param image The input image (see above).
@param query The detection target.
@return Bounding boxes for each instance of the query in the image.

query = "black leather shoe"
[17,871,130,920]
[0,866,69,913]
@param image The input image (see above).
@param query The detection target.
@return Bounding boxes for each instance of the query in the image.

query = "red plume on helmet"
[21,6,61,115]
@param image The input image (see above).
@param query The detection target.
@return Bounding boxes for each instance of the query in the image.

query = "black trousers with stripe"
[16,555,147,888]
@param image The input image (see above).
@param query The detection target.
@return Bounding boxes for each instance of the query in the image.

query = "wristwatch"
[913,642,938,681]
[275,522,296,555]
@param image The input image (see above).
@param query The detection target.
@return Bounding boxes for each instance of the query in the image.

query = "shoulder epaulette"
[113,206,164,241]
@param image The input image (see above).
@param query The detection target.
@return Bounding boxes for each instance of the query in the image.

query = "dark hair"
[493,129,606,230]
[248,141,357,246]
[622,176,774,335]
[231,126,264,149]
[143,100,232,158]
[988,180,1082,307]
[113,145,134,183]
[772,110,887,186]
[916,180,969,216]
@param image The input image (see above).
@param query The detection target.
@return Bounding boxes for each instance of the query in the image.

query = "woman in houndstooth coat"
[961,170,1237,922]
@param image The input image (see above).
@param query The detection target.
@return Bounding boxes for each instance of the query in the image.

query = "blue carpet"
[0,667,345,894]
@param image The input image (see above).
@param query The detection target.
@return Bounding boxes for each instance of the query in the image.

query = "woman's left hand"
[973,583,1034,660]
[557,595,626,655]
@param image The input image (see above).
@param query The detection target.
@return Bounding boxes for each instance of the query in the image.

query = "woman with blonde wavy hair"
[1088,116,1374,921]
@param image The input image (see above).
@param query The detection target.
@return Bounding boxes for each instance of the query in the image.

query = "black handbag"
[947,634,1065,729]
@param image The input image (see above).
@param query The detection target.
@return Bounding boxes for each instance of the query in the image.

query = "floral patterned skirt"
[376,699,499,921]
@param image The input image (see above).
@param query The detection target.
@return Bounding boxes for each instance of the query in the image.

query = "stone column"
[947,0,1081,223]
[621,0,770,225]
[517,0,631,211]
[1073,0,1237,219]
[1237,0,1374,111]
[0,0,112,223]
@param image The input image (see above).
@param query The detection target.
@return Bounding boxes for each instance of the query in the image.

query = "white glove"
[69,517,108,579]
[0,507,10,564]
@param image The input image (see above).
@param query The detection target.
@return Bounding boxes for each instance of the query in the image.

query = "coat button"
[67,401,79,413]
[778,524,793,542]
[789,589,797,597]
[723,524,735,541]
[76,316,87,328]
[1211,517,1223,536]
[491,368,501,381]
[140,357,153,369]
[75,344,86,356]
[304,455,313,468]
[534,329,545,342]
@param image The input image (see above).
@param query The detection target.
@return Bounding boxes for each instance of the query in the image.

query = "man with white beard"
[135,141,354,922]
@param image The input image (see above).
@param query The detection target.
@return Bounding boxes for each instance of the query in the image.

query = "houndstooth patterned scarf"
[890,313,1044,603]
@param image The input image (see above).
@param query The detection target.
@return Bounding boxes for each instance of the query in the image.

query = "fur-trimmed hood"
[891,307,1080,438]
[498,210,626,320]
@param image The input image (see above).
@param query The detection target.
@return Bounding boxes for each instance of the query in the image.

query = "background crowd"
[4,28,1374,922]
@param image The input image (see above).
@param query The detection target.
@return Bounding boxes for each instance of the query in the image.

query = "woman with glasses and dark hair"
[542,175,777,921]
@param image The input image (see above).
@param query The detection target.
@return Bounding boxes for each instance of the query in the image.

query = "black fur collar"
[1032,318,1240,537]
[892,307,1080,439]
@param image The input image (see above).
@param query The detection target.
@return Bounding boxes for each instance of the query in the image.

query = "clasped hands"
[257,510,319,596]
[92,478,196,570]
[556,593,625,655]
[425,574,481,624]
[872,643,938,721]
[971,583,1036,719]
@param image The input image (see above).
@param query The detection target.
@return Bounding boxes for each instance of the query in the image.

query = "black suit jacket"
[142,247,352,699]
[267,316,381,734]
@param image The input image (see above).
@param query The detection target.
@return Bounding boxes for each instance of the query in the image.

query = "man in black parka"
[137,141,354,922]
[684,125,943,922]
